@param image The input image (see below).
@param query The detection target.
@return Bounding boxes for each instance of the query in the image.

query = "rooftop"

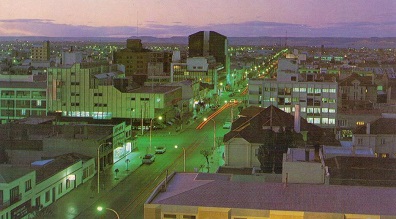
[150,172,396,215]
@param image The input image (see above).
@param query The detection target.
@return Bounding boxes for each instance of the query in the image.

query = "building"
[338,73,378,110]
[46,62,182,125]
[144,172,396,218]
[353,118,396,158]
[0,153,95,219]
[248,58,338,128]
[113,39,172,77]
[31,41,50,62]
[188,31,229,70]
[0,74,47,124]
[0,117,134,168]
[188,31,230,89]
[222,106,335,169]
[171,56,223,87]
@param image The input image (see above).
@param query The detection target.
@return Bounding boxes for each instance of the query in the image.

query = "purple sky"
[1,0,395,38]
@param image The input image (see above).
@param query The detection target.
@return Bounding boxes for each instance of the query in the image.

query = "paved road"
[39,91,241,219]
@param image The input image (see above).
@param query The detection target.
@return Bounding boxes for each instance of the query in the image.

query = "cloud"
[0,19,395,38]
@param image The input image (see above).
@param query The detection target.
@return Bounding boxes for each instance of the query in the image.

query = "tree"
[200,149,212,173]
[257,129,275,173]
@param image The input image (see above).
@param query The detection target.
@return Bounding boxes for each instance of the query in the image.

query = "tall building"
[31,41,50,61]
[113,39,172,77]
[188,31,230,89]
[248,59,338,128]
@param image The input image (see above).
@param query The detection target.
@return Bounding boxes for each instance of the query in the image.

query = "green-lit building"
[0,76,47,124]
[47,62,182,126]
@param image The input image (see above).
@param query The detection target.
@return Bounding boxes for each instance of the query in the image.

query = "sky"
[0,0,395,38]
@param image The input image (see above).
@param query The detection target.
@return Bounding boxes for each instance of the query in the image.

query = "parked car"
[155,146,166,154]
[142,154,156,164]
[223,121,231,129]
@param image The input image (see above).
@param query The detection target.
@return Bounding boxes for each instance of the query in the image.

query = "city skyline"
[1,0,396,38]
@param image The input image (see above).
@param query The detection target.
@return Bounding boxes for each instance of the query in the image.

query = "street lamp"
[174,145,186,172]
[97,206,120,219]
[204,118,216,150]
[149,116,162,153]
[97,142,112,194]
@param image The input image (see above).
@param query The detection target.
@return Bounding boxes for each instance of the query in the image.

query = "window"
[381,138,386,145]
[58,183,63,194]
[35,196,41,208]
[140,98,149,101]
[66,179,71,189]
[45,191,50,202]
[131,97,136,101]
[71,103,80,106]
[357,138,363,145]
[70,82,80,85]
[94,93,103,96]
[164,214,176,219]
[25,179,32,192]
[183,216,196,219]
[356,121,365,126]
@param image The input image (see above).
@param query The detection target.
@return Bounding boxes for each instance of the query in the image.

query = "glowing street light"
[97,142,112,193]
[174,145,186,172]
[97,206,120,219]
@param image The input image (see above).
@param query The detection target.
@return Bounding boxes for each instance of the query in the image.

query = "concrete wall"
[282,160,325,184]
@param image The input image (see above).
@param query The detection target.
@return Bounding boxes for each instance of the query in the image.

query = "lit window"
[356,121,365,126]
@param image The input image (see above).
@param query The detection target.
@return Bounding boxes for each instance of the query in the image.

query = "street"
[42,92,238,219]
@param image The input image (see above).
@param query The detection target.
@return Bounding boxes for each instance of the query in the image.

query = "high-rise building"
[31,41,50,61]
[188,31,228,68]
[188,31,230,90]
[113,39,172,77]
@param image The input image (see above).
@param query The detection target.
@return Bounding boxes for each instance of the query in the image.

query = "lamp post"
[174,145,186,172]
[204,118,216,150]
[97,206,120,219]
[149,116,162,153]
[97,142,112,194]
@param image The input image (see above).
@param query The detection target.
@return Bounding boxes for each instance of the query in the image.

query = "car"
[142,154,156,164]
[223,121,231,129]
[155,146,166,154]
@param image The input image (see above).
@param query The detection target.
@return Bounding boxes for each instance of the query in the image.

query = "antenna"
[136,10,139,37]
[285,31,288,48]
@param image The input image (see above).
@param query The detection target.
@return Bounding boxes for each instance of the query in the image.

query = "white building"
[0,153,95,219]
[248,58,338,128]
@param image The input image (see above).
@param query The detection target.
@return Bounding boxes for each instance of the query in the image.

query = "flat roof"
[150,172,396,216]
[127,85,180,94]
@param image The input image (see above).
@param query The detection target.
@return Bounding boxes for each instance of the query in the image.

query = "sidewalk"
[42,149,145,219]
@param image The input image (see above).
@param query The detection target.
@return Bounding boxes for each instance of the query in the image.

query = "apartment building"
[248,59,338,128]
[31,41,50,62]
[0,74,47,124]
[113,39,172,77]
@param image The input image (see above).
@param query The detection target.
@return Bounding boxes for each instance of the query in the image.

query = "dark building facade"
[114,39,172,77]
[188,31,229,69]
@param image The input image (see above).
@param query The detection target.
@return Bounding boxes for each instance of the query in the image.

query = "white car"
[155,146,166,154]
[142,154,156,164]
[223,121,231,129]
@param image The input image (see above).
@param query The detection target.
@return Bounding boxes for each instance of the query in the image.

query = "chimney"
[366,123,370,135]
[294,104,301,133]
